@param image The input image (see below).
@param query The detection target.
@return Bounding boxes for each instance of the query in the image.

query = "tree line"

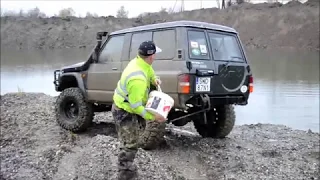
[0,4,190,19]
[0,0,302,18]
[0,6,131,18]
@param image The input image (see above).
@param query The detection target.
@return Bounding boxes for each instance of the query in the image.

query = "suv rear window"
[187,30,210,60]
[208,32,244,62]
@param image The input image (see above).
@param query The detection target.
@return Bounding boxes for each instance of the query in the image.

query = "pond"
[1,48,319,132]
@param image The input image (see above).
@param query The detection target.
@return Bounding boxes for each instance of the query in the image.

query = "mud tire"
[193,105,235,138]
[139,120,166,150]
[55,87,94,132]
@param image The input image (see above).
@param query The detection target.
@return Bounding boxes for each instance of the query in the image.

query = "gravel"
[1,93,319,180]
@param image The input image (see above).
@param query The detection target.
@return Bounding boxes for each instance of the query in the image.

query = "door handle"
[112,67,117,70]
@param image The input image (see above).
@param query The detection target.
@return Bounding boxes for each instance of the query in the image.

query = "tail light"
[249,75,253,93]
[178,74,190,94]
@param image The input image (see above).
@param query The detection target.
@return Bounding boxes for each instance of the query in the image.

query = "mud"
[0,93,319,180]
[1,0,319,51]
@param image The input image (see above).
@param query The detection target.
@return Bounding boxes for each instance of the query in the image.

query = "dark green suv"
[53,20,254,149]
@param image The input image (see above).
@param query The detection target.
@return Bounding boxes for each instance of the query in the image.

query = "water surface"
[1,48,319,132]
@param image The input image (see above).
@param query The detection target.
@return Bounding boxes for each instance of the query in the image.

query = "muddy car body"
[53,20,253,149]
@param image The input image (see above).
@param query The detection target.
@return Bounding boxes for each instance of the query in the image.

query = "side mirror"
[92,31,108,63]
[96,31,108,49]
[96,31,108,40]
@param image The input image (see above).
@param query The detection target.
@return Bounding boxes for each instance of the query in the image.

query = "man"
[111,40,166,180]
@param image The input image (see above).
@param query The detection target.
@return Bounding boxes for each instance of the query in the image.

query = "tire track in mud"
[152,134,210,180]
[51,122,117,180]
[159,128,233,180]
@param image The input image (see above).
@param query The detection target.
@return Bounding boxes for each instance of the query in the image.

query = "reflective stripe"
[139,109,147,118]
[115,89,143,109]
[121,71,147,94]
[115,88,128,101]
[115,70,148,109]
[130,101,142,108]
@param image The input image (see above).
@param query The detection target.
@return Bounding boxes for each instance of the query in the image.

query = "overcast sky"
[1,0,223,18]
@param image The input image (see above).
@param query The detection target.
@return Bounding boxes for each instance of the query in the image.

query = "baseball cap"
[138,40,162,56]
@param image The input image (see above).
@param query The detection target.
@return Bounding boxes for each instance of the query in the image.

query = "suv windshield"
[208,32,244,62]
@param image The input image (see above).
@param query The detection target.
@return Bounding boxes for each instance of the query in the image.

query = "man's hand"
[154,113,166,122]
[154,76,161,86]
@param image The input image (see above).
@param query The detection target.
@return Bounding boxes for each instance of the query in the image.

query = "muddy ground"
[1,0,319,51]
[0,92,319,180]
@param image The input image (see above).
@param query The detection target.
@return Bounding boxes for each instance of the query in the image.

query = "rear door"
[207,31,249,95]
[86,34,125,103]
[186,29,250,95]
[186,29,215,93]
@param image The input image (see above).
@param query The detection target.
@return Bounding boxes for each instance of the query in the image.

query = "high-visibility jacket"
[113,55,157,121]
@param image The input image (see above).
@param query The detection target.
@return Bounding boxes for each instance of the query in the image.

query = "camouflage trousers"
[111,104,145,180]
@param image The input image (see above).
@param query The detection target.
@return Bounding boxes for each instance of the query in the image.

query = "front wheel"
[193,105,236,138]
[55,87,94,132]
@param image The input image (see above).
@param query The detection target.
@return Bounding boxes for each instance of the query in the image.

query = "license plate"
[195,77,211,92]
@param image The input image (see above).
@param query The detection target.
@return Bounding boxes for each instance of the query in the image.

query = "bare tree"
[25,7,46,18]
[168,4,183,13]
[222,0,226,9]
[0,8,46,17]
[159,7,167,13]
[116,6,128,18]
[19,9,25,17]
[86,12,98,17]
[216,0,221,9]
[58,8,75,18]
[2,10,19,17]
[38,12,46,18]
[26,7,40,17]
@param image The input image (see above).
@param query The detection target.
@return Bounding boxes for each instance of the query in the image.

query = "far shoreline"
[1,1,319,52]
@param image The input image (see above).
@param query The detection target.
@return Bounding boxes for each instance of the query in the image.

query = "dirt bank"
[0,92,319,180]
[1,1,319,51]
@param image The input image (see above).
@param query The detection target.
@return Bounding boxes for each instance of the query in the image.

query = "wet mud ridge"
[1,93,319,180]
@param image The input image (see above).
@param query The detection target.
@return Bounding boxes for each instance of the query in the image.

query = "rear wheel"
[55,87,94,132]
[193,105,235,138]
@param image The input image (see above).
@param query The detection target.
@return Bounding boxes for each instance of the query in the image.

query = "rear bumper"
[176,94,249,108]
[208,95,248,105]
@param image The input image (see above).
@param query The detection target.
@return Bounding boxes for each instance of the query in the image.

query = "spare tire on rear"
[55,87,94,132]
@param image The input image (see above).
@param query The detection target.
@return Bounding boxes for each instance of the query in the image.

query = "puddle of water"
[1,48,319,132]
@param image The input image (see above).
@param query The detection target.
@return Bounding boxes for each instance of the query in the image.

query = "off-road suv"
[53,20,253,149]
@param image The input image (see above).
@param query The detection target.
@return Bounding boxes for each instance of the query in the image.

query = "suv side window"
[99,35,125,63]
[187,30,210,60]
[153,29,176,60]
[129,31,152,59]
